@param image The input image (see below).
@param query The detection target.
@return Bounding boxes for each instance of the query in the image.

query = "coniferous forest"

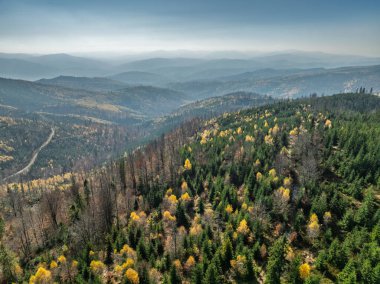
[0,93,379,283]
[1,1,380,283]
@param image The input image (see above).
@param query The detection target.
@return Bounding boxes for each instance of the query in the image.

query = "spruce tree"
[265,237,286,284]
[203,262,219,284]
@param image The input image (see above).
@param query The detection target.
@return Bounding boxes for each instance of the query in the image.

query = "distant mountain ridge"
[1,51,380,81]
[0,77,190,121]
[0,58,58,80]
[108,71,171,86]
[169,64,380,98]
[37,76,128,92]
[0,53,111,80]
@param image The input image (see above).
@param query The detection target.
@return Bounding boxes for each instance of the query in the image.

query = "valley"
[1,56,379,185]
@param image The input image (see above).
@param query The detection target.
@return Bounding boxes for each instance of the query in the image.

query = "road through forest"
[2,127,55,182]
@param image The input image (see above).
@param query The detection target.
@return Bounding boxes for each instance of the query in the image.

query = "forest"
[0,93,379,283]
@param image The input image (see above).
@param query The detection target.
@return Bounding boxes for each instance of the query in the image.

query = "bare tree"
[291,132,322,186]
[42,189,62,228]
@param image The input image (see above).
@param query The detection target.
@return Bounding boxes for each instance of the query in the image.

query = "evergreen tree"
[169,265,181,284]
[104,236,113,265]
[265,237,286,284]
[191,264,203,284]
[221,237,233,270]
[176,202,190,229]
[203,262,219,284]
[337,260,357,283]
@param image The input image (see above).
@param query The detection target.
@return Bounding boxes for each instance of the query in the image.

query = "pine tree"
[169,265,181,284]
[191,264,203,284]
[337,260,357,283]
[104,236,113,265]
[245,253,258,283]
[137,238,148,260]
[221,237,233,270]
[198,198,205,214]
[265,237,286,284]
[138,265,150,284]
[203,262,219,284]
[176,202,190,229]
[287,255,302,284]
[361,259,375,284]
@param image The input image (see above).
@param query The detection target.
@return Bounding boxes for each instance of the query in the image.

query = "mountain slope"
[168,91,274,120]
[151,92,275,136]
[1,93,379,283]
[109,86,190,117]
[108,71,170,86]
[0,105,143,181]
[170,65,380,98]
[37,76,128,92]
[114,53,380,81]
[0,54,112,80]
[0,58,58,80]
[0,77,191,121]
[26,53,112,76]
[116,57,204,72]
[0,77,145,123]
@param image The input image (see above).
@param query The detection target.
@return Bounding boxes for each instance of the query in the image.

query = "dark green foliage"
[265,237,286,284]
[287,255,302,284]
[104,236,113,265]
[169,266,181,284]
[203,262,220,284]
[221,237,233,271]
[338,260,357,283]
[176,203,190,229]
[191,264,203,284]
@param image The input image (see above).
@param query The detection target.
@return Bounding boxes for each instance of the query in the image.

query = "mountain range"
[1,51,380,81]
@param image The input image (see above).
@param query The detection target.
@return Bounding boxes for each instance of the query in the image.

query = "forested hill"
[0,93,379,283]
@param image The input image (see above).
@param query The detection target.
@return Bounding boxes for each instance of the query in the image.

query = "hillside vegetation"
[0,77,191,122]
[169,65,380,99]
[0,93,379,283]
[0,79,274,183]
[0,107,141,182]
[153,92,275,133]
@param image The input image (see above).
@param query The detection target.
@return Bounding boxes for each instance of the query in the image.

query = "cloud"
[0,0,379,56]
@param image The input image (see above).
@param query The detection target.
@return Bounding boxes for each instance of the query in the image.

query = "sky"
[0,0,379,56]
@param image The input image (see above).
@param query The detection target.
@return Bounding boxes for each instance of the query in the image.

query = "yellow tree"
[299,263,311,279]
[29,267,52,284]
[256,172,263,181]
[237,219,250,235]
[125,268,139,284]
[184,159,192,170]
[225,204,233,214]
[90,260,105,275]
[307,213,320,239]
[181,192,191,202]
[185,256,196,271]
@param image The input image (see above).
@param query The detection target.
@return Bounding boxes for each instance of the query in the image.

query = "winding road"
[2,127,55,182]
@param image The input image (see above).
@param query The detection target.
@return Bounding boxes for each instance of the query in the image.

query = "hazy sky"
[0,0,379,56]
